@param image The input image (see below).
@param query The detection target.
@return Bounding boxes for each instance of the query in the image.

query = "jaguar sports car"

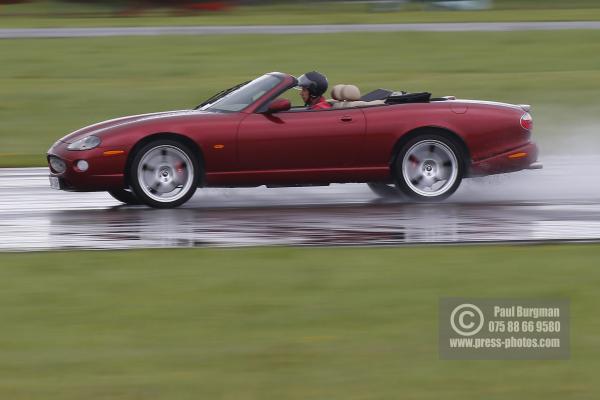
[47,72,541,208]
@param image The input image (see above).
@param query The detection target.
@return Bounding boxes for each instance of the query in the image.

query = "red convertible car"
[47,72,541,208]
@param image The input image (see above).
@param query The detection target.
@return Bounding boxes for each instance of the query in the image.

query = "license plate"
[49,176,61,190]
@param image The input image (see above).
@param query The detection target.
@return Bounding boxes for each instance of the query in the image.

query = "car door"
[237,108,366,172]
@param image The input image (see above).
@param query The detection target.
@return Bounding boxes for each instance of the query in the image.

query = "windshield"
[199,75,282,112]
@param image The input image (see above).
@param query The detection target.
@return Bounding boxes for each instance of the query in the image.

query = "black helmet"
[297,71,328,98]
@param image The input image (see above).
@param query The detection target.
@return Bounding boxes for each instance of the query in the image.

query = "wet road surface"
[2,22,600,39]
[1,155,600,251]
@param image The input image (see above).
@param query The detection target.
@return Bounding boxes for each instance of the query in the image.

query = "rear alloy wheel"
[108,188,141,205]
[394,135,464,202]
[130,139,199,208]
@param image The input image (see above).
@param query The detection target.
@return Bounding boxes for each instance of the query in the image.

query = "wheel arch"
[125,132,205,187]
[391,126,471,169]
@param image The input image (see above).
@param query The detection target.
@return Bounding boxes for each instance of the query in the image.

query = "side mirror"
[267,98,291,113]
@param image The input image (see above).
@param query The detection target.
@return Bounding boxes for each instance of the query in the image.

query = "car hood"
[59,110,206,143]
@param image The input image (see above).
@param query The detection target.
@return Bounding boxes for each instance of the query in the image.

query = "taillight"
[520,112,533,130]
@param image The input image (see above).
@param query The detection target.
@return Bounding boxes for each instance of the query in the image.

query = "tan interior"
[331,84,344,101]
[329,84,386,109]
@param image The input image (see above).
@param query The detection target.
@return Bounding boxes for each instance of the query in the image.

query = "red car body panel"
[47,72,539,191]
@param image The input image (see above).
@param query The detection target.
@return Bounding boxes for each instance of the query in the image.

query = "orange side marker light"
[508,152,528,159]
[103,150,125,157]
[213,144,225,150]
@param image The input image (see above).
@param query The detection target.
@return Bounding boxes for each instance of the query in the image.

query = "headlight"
[67,135,101,151]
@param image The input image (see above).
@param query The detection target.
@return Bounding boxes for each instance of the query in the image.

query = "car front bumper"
[47,140,127,191]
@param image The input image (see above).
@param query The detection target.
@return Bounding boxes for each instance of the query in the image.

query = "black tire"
[393,133,464,202]
[129,139,200,209]
[366,182,404,199]
[108,188,141,205]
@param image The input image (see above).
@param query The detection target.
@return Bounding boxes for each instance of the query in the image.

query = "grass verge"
[0,244,598,399]
[1,30,599,166]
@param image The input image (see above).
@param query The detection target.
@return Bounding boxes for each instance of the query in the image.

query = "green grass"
[2,0,600,28]
[1,30,599,167]
[0,244,598,399]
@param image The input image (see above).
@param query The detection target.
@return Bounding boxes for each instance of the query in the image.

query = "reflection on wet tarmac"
[1,156,600,251]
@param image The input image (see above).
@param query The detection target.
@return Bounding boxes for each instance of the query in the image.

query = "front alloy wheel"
[130,139,199,208]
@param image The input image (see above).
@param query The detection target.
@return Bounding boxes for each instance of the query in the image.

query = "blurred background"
[1,1,600,166]
[2,0,494,17]
[2,0,600,19]
[2,2,600,400]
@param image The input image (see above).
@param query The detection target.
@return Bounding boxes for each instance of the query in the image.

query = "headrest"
[341,85,361,101]
[331,84,344,101]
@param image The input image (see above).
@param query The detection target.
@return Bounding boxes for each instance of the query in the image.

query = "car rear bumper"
[47,140,126,191]
[469,141,540,177]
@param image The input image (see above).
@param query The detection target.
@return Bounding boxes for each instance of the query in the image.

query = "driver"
[297,71,332,110]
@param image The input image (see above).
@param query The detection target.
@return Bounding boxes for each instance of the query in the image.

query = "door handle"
[340,116,353,122]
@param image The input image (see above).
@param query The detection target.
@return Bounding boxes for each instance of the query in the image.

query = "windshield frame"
[197,74,285,113]
[194,80,250,110]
